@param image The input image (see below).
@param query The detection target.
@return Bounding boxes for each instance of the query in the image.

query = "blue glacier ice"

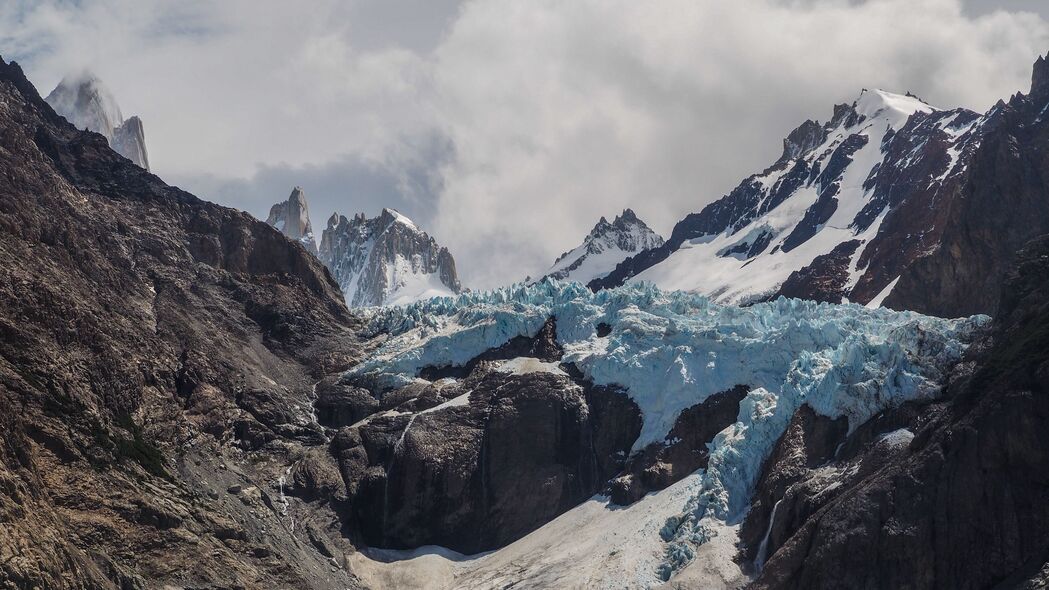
[351,280,988,577]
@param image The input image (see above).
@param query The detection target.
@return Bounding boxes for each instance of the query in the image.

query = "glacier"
[351,280,987,580]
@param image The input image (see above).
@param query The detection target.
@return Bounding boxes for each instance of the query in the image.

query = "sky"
[2,0,1048,288]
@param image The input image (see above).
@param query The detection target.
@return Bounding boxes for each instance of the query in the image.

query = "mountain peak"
[380,207,418,230]
[1032,53,1049,99]
[545,210,664,284]
[853,88,936,123]
[44,71,150,170]
[321,208,460,306]
[615,208,639,224]
[45,71,123,138]
[266,187,316,253]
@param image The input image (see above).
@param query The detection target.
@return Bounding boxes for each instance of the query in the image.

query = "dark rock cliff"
[0,56,366,589]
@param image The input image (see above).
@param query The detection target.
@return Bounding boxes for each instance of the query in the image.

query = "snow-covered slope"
[591,89,985,310]
[265,187,317,254]
[351,281,986,587]
[264,188,462,306]
[543,209,664,284]
[45,72,151,170]
[352,473,717,590]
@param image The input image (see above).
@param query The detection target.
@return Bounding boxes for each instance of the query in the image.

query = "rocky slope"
[542,209,664,284]
[593,55,1049,319]
[45,72,150,170]
[0,56,366,589]
[266,189,462,307]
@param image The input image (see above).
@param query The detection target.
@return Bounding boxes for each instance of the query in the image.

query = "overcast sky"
[3,0,1048,288]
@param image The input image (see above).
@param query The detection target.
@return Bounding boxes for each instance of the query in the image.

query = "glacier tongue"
[354,281,987,580]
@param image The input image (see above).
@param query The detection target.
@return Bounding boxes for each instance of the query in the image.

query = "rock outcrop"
[336,365,640,553]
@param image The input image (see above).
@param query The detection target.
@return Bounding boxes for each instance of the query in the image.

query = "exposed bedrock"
[333,366,641,553]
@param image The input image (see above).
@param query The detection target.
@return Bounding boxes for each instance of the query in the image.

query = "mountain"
[266,186,317,254]
[265,188,462,306]
[6,44,1049,590]
[592,64,1049,318]
[319,207,461,307]
[0,57,364,588]
[542,209,664,284]
[44,72,151,170]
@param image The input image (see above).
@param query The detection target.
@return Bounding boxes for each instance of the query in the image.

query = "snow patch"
[495,357,569,377]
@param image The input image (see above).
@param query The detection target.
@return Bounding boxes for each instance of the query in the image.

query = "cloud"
[2,0,1048,289]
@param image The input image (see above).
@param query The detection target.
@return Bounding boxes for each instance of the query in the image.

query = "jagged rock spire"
[1032,53,1049,99]
[265,187,316,254]
[44,72,150,170]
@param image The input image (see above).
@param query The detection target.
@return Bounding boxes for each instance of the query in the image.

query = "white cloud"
[2,0,1047,288]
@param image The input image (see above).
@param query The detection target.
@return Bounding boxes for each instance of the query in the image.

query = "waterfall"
[754,498,784,572]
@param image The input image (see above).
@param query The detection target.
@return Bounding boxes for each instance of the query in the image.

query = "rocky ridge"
[593,56,1049,319]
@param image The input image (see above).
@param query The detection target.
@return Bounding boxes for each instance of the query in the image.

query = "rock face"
[44,71,150,170]
[318,207,462,307]
[593,55,1049,318]
[332,320,642,554]
[266,186,317,254]
[265,188,462,307]
[608,385,749,505]
[543,209,664,284]
[0,56,366,588]
[740,235,1049,589]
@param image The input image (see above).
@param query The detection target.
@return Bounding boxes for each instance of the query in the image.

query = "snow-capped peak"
[380,208,418,231]
[543,208,664,284]
[852,88,936,128]
[594,82,982,309]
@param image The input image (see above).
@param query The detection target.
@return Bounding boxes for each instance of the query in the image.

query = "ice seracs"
[264,187,462,307]
[351,280,987,586]
[45,72,150,170]
[543,209,664,285]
